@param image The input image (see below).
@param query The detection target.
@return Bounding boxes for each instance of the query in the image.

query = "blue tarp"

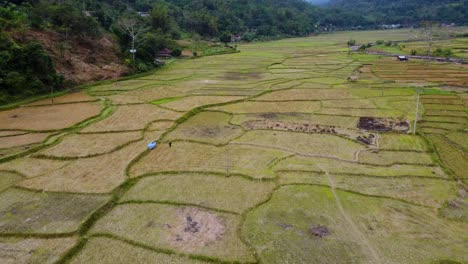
[148,141,157,150]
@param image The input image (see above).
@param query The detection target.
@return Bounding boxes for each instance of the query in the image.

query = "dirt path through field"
[323,168,383,264]
[354,133,380,161]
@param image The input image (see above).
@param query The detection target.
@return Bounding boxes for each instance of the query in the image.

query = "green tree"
[151,2,171,33]
[219,31,231,44]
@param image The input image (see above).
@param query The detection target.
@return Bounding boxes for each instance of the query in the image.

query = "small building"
[397,55,408,61]
[156,48,172,59]
[231,34,242,43]
[154,59,165,66]
[137,12,150,17]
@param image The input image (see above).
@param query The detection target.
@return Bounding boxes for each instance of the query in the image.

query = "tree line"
[1,0,467,104]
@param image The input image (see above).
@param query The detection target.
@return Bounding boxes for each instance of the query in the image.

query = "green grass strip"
[150,97,181,105]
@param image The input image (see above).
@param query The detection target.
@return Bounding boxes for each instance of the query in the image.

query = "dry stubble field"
[0,29,467,264]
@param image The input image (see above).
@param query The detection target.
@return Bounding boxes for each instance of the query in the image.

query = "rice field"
[0,28,466,263]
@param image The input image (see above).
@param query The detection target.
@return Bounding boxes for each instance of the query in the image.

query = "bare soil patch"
[170,207,225,250]
[91,203,255,262]
[0,102,102,131]
[23,30,128,83]
[309,225,330,238]
[358,117,410,133]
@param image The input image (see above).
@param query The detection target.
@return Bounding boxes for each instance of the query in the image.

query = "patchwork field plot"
[37,131,141,158]
[232,130,365,160]
[130,142,287,179]
[17,140,147,193]
[121,173,275,213]
[26,92,97,106]
[0,171,23,193]
[446,131,468,150]
[0,188,109,234]
[275,156,447,178]
[358,150,434,165]
[0,237,77,264]
[0,132,51,149]
[211,101,321,114]
[253,89,356,101]
[82,104,181,132]
[0,102,103,131]
[165,111,244,145]
[160,95,245,111]
[426,134,468,179]
[243,185,467,264]
[278,172,456,208]
[231,112,360,129]
[91,204,256,263]
[70,237,208,264]
[378,134,429,151]
[372,59,468,86]
[0,157,72,178]
[0,29,466,263]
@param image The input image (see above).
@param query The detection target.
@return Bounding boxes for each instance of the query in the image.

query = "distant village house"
[397,55,408,61]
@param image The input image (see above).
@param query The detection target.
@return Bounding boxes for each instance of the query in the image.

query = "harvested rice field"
[82,104,182,132]
[0,29,466,263]
[0,237,78,264]
[0,102,103,131]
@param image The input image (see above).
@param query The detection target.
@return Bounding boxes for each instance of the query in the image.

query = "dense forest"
[0,0,467,103]
[327,0,468,27]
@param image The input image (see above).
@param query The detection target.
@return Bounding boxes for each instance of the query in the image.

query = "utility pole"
[131,37,136,63]
[413,90,421,135]
[117,17,146,65]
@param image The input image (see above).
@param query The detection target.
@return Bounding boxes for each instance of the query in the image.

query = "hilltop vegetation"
[0,28,466,263]
[328,0,468,27]
[1,0,468,104]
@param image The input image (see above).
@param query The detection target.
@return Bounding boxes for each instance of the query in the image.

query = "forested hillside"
[327,0,468,26]
[1,0,467,104]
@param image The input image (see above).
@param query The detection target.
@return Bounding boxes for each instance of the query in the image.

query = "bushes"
[0,32,63,104]
[347,39,356,46]
[433,48,453,58]
[29,2,101,38]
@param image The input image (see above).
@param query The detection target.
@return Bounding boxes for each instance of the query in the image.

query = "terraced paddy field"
[0,29,467,264]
